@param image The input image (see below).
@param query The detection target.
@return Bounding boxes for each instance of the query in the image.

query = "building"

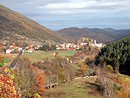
[6,49,12,54]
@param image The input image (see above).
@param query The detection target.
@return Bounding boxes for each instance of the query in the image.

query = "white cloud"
[38,0,130,14]
[0,0,130,29]
[43,1,96,9]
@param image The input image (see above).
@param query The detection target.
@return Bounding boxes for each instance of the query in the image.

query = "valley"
[0,2,130,98]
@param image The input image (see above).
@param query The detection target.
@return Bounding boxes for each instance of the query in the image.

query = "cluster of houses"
[56,37,105,50]
[0,42,42,54]
[56,43,80,50]
[0,37,105,53]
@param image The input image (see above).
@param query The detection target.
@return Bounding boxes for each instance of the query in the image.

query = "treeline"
[38,44,56,51]
[96,34,130,75]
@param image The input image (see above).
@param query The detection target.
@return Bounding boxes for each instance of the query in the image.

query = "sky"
[0,0,130,30]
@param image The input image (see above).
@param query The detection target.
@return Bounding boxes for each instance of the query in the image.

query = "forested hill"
[96,34,130,75]
[0,4,66,45]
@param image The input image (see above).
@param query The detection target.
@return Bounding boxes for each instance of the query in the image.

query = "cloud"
[37,0,130,14]
[0,0,130,30]
[43,1,96,9]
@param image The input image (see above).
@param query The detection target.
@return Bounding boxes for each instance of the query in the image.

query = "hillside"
[96,34,130,75]
[0,4,66,45]
[57,27,130,43]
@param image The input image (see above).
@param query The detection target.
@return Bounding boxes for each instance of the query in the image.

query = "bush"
[86,68,96,76]
[104,65,114,73]
[95,77,116,98]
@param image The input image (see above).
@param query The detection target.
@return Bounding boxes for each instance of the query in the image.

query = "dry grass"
[42,77,105,98]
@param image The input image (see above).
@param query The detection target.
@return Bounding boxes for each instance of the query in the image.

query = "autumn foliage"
[0,74,19,98]
[97,71,130,98]
[36,73,45,94]
[14,57,45,97]
[114,75,130,98]
[79,62,88,76]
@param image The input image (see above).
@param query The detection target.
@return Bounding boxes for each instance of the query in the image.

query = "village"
[1,1,130,97]
[56,37,105,50]
[0,37,105,54]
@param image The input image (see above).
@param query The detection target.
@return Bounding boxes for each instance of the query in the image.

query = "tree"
[95,34,130,75]
[79,62,88,76]
[40,56,75,89]
[38,44,56,51]
[63,62,75,82]
[14,57,37,97]
[36,73,45,94]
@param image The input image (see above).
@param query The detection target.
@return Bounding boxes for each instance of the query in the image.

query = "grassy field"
[23,50,77,62]
[0,53,16,67]
[0,58,10,67]
[43,77,104,98]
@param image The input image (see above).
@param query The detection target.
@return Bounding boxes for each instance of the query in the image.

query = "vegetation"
[43,77,104,98]
[96,34,130,75]
[23,50,76,62]
[33,56,75,88]
[79,62,88,76]
[104,65,114,73]
[0,55,4,66]
[115,74,130,98]
[2,36,130,98]
[0,58,10,67]
[14,57,37,97]
[38,44,56,51]
[0,55,10,67]
[0,74,19,98]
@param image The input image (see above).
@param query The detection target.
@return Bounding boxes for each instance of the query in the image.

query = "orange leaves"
[36,73,45,93]
[0,74,19,98]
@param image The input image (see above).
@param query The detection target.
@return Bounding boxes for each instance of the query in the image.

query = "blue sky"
[0,0,130,30]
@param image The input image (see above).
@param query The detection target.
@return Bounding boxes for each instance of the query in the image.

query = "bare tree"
[14,57,37,97]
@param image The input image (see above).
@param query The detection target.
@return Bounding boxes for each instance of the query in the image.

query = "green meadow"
[23,50,77,62]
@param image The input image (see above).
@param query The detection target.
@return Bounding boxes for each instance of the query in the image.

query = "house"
[89,43,104,48]
[6,49,12,54]
[27,48,34,53]
[95,43,104,48]
[18,47,23,51]
[56,43,78,50]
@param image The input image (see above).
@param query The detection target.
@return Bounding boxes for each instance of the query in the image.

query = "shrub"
[104,65,114,73]
[79,62,88,76]
[96,77,116,98]
[86,68,96,76]
[115,75,130,98]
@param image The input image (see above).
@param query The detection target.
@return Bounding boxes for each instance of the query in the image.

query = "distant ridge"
[0,4,66,45]
[57,27,130,43]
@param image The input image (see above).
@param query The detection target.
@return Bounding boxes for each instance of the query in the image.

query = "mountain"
[57,27,130,43]
[0,5,66,45]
